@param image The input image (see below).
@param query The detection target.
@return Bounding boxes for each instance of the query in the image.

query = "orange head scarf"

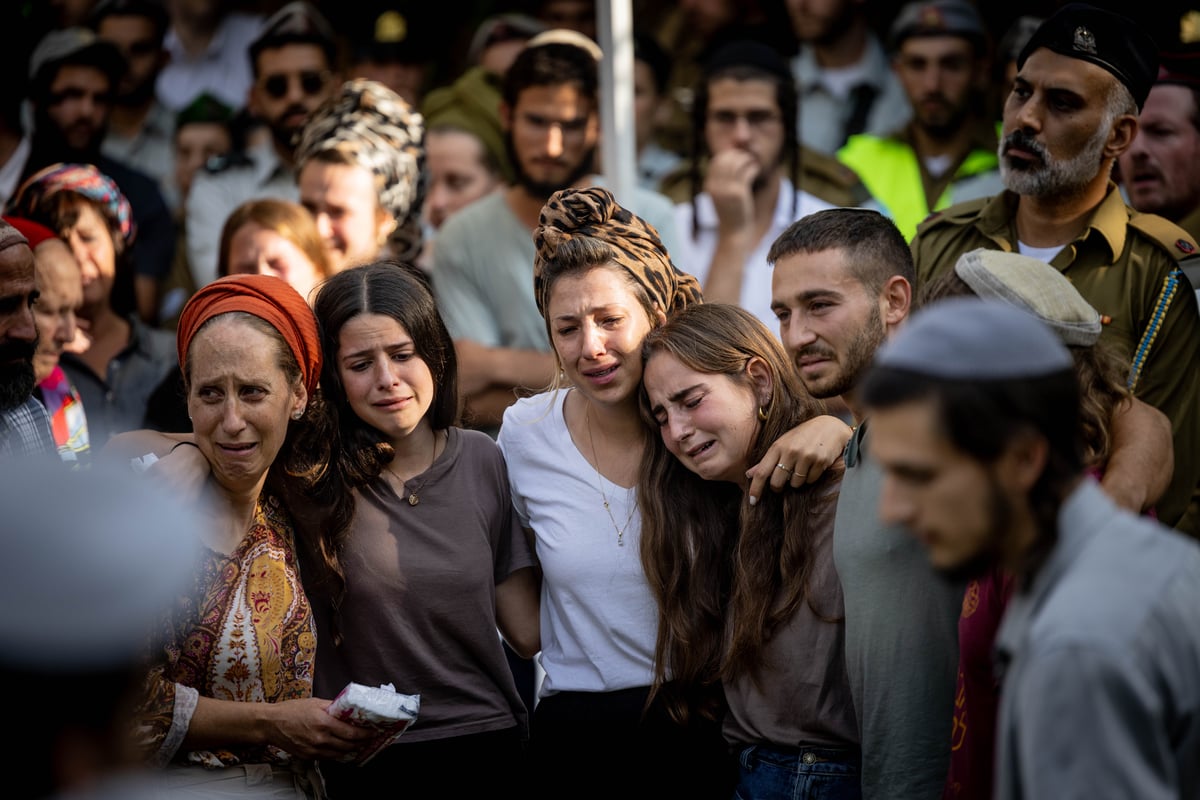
[177,274,322,396]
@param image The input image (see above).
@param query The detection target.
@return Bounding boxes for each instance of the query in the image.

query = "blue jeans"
[733,744,862,800]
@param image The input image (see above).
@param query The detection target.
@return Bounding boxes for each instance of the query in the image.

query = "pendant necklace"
[396,430,439,507]
[584,405,635,546]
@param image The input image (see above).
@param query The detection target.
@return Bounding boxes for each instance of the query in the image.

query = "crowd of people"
[1,1,1199,798]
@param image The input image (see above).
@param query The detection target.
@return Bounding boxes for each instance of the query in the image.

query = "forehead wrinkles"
[1017,50,1113,104]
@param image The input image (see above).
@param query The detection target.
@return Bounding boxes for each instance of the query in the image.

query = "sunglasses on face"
[260,70,330,100]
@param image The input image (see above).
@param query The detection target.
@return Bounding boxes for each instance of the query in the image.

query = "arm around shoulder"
[1100,397,1173,514]
[496,564,540,659]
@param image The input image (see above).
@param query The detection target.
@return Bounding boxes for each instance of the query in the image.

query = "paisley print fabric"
[135,494,316,768]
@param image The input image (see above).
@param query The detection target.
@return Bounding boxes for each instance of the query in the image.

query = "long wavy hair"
[637,303,840,723]
[306,261,459,636]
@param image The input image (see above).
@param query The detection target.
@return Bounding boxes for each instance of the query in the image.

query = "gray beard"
[1000,124,1110,198]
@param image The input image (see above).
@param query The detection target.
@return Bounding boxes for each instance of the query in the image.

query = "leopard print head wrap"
[533,187,702,330]
[294,79,425,262]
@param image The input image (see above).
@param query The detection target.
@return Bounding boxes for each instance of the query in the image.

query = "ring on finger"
[776,463,791,472]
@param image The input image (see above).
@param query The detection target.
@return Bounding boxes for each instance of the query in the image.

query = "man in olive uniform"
[911,3,1200,536]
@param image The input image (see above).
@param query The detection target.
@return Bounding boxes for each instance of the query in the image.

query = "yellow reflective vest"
[838,131,1002,241]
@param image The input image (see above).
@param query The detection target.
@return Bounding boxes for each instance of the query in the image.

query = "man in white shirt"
[672,40,838,334]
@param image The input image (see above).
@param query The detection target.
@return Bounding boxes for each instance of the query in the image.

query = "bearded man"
[429,30,680,433]
[911,2,1200,536]
[0,221,56,459]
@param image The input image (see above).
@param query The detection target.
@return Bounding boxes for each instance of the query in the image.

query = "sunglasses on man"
[260,70,330,100]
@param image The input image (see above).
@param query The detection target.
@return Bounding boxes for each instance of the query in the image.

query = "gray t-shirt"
[310,427,534,743]
[722,479,858,751]
[833,423,963,799]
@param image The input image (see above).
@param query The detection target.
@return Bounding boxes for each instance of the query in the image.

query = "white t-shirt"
[1017,241,1066,262]
[673,178,835,335]
[497,389,658,698]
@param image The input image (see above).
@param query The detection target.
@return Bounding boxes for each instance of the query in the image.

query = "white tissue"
[325,682,421,765]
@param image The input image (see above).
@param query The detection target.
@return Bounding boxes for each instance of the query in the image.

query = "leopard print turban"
[533,187,702,321]
[294,79,425,262]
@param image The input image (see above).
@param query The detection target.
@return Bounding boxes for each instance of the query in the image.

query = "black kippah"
[702,39,791,84]
[1017,2,1160,110]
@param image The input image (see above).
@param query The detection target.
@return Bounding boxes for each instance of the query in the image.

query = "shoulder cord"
[1127,269,1182,393]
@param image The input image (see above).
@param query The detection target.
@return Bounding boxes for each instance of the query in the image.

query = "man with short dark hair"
[765,205,1173,800]
[767,208,958,799]
[1118,50,1200,278]
[184,0,339,290]
[862,297,1200,799]
[0,220,56,459]
[430,31,679,432]
[838,0,1003,240]
[22,26,177,326]
[912,3,1200,536]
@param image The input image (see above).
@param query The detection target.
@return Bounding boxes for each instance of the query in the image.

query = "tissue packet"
[325,682,420,765]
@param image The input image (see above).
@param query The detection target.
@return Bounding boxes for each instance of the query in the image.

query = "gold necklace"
[391,430,439,507]
[584,404,635,547]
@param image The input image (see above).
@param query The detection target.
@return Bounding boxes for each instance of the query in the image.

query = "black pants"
[320,725,527,798]
[528,686,736,800]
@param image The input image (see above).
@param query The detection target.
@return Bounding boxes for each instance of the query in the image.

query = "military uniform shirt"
[911,185,1200,533]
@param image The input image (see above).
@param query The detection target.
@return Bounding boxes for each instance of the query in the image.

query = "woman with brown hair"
[639,302,860,800]
[218,198,332,304]
[497,187,852,798]
[294,79,425,274]
[122,274,373,796]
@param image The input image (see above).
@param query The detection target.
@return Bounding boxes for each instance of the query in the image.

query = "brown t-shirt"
[721,477,859,750]
[310,427,534,743]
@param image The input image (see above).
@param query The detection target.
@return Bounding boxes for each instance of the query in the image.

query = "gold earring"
[757,406,769,422]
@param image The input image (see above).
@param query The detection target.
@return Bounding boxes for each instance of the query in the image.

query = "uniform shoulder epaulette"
[799,147,873,206]
[914,196,990,236]
[1128,210,1200,263]
[800,147,863,190]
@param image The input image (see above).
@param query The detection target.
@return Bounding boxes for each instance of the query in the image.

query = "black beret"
[1017,2,1160,110]
[702,39,792,84]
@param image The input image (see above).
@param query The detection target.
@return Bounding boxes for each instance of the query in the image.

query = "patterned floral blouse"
[134,493,317,768]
